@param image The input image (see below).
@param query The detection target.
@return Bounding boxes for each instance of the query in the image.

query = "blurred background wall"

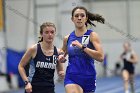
[0,0,140,92]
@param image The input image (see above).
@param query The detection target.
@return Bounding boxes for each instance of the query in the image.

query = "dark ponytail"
[87,11,105,27]
[38,37,43,43]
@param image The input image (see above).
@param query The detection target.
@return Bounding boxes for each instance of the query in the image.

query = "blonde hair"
[38,22,56,43]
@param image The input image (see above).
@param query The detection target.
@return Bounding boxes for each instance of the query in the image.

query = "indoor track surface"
[6,75,140,93]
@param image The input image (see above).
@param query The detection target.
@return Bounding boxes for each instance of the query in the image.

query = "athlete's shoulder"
[131,50,135,54]
[89,31,101,43]
[56,48,61,54]
[29,43,38,51]
[27,43,38,58]
[90,31,99,38]
[64,34,70,39]
[63,34,70,43]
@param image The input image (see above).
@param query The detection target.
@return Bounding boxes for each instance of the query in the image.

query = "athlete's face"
[123,43,131,51]
[41,26,56,43]
[72,9,87,28]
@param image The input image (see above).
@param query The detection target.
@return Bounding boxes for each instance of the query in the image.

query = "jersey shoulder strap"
[85,29,93,35]
[53,46,58,56]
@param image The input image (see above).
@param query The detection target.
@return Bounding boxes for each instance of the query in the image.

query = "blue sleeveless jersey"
[67,30,96,76]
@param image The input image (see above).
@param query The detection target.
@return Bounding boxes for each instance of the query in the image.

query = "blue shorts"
[64,73,96,93]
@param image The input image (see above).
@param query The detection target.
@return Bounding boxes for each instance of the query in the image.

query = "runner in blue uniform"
[18,22,64,93]
[61,6,105,93]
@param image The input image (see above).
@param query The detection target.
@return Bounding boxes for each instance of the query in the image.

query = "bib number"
[82,35,89,45]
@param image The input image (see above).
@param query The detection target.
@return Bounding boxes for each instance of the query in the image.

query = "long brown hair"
[72,6,105,27]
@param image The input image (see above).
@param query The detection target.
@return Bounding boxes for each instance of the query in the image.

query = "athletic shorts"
[64,73,96,93]
[123,66,134,74]
[25,85,55,93]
